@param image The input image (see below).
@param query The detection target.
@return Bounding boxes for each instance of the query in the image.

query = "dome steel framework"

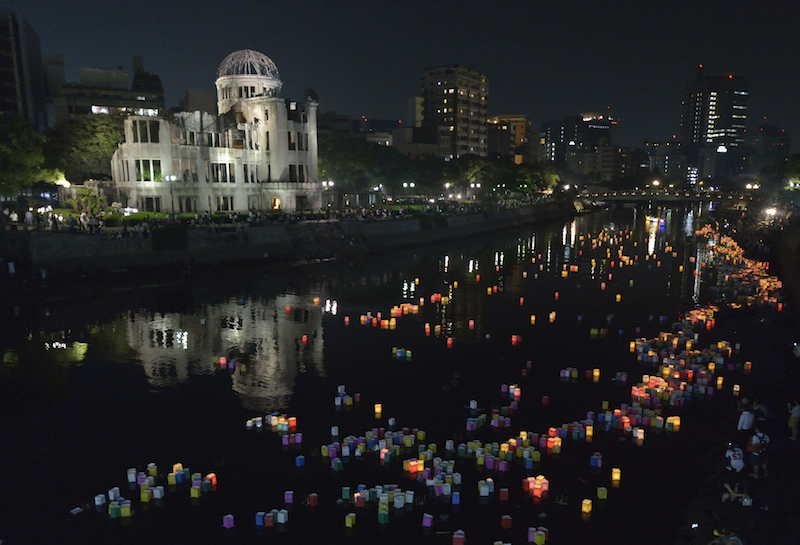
[217,49,281,80]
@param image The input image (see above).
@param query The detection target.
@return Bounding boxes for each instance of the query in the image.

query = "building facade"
[110,49,320,214]
[680,72,748,181]
[0,10,47,130]
[488,115,533,164]
[52,57,165,124]
[540,112,616,166]
[420,65,488,159]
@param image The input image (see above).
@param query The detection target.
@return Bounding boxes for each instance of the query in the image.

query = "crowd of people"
[709,396,800,543]
[2,207,107,234]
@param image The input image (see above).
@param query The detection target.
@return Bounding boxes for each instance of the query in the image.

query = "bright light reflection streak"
[648,219,658,255]
[693,246,702,302]
[684,210,694,238]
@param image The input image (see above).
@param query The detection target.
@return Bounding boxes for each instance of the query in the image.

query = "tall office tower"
[0,10,47,130]
[680,70,748,181]
[420,65,488,159]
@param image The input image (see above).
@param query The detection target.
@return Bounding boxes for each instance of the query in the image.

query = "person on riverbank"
[708,527,745,544]
[751,399,774,429]
[747,425,769,479]
[788,400,800,440]
[725,442,745,473]
[737,403,754,442]
[721,480,751,505]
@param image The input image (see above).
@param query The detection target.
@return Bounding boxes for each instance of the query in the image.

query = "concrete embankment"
[0,203,575,279]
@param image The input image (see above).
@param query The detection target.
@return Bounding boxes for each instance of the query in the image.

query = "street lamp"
[322,181,334,209]
[166,174,176,215]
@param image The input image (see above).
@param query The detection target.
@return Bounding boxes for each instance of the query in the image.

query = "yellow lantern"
[581,499,592,513]
[611,468,621,482]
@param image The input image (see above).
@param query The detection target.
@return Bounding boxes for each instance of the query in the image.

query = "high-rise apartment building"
[420,65,488,159]
[0,10,47,130]
[680,71,748,181]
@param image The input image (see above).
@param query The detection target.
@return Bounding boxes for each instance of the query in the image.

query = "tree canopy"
[0,114,50,196]
[318,137,559,201]
[44,115,125,184]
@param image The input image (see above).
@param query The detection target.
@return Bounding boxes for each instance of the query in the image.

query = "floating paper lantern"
[581,499,592,513]
[530,315,536,325]
[597,487,607,499]
[223,514,234,529]
[611,468,621,481]
[716,376,724,389]
[733,384,740,396]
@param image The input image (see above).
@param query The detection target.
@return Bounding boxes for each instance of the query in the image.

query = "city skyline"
[8,0,800,151]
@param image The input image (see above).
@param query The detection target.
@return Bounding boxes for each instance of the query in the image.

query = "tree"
[0,114,49,196]
[44,115,125,184]
[318,137,415,194]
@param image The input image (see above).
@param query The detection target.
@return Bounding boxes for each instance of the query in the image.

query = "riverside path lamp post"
[167,175,176,216]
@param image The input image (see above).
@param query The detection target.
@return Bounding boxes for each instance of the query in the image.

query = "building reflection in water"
[123,291,328,412]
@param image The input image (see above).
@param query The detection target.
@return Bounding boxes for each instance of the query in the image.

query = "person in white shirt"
[737,406,754,431]
[724,443,745,473]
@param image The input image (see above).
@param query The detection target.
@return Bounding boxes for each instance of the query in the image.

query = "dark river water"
[1,205,788,545]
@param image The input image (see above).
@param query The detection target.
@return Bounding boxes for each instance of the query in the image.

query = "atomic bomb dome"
[111,47,319,216]
[217,49,281,80]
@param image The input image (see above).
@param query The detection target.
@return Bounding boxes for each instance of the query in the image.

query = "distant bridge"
[585,190,752,205]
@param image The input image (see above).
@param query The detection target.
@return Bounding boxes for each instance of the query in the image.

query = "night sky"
[11,0,800,151]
